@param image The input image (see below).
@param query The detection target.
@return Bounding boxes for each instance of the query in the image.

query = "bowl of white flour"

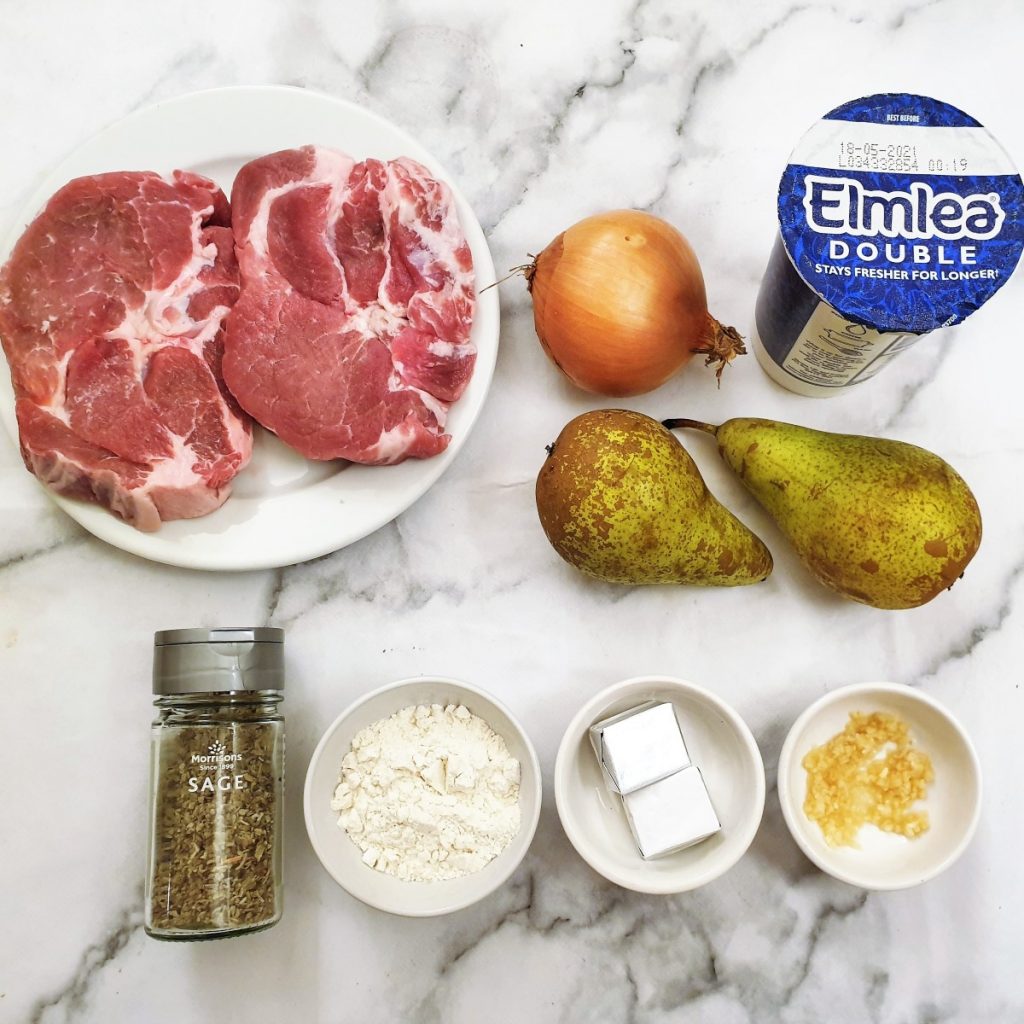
[304,677,542,916]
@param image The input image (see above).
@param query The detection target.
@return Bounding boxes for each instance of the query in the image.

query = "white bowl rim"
[302,675,543,917]
[776,681,983,891]
[554,674,766,894]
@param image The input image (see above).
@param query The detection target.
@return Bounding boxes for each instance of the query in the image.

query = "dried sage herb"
[148,714,283,935]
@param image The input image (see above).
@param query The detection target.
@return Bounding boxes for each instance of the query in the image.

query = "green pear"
[536,409,773,585]
[664,417,982,609]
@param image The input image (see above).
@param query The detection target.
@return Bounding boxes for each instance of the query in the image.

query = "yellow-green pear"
[536,409,773,586]
[665,417,982,609]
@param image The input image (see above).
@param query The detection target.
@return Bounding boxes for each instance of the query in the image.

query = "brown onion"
[526,210,744,397]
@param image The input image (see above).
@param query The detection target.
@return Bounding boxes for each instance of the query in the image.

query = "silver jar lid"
[153,627,285,695]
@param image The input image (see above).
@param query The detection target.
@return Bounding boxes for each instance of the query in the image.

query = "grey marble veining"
[1,1,1023,1022]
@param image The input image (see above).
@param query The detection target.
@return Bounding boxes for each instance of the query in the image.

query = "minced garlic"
[802,711,934,847]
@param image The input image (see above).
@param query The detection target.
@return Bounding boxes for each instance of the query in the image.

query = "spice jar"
[145,628,285,941]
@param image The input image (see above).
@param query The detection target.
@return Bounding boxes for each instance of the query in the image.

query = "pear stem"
[662,418,719,436]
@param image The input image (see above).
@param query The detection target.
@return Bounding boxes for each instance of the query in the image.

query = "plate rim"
[0,84,499,571]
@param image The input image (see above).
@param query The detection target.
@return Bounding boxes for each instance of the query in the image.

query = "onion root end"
[693,316,746,386]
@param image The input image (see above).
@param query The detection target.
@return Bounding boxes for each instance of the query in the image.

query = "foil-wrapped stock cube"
[622,765,721,859]
[589,700,691,795]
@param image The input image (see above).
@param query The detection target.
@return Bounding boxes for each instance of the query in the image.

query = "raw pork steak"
[0,171,251,531]
[224,146,475,464]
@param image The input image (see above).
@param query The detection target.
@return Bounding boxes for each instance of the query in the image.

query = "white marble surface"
[1,1,1022,1021]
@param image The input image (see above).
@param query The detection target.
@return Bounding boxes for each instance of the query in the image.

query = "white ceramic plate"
[0,86,499,570]
[303,678,541,917]
[777,683,982,889]
[555,676,765,894]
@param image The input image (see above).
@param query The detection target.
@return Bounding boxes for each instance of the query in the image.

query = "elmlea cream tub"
[754,93,1024,397]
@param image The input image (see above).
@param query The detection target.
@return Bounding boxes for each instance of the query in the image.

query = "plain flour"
[332,703,521,881]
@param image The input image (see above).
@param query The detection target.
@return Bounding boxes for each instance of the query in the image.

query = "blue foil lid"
[778,93,1024,333]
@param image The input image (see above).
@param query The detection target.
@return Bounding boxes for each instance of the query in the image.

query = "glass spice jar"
[145,628,285,941]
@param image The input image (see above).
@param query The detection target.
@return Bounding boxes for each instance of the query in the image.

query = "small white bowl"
[554,676,765,894]
[777,682,982,890]
[303,677,541,917]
